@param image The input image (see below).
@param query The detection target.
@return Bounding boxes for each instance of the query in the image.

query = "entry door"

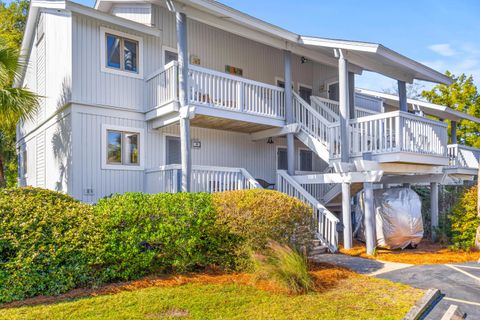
[277,147,288,170]
[328,82,339,101]
[166,136,181,165]
[299,86,312,104]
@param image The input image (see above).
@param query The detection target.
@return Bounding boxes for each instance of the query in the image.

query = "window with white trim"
[107,130,140,166]
[164,50,178,65]
[299,149,313,171]
[101,27,143,78]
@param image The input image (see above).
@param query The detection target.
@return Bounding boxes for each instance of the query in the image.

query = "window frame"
[101,124,144,170]
[163,133,181,165]
[162,46,178,66]
[100,27,144,79]
[276,146,288,171]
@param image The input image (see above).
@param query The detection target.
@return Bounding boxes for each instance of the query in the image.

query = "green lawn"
[1,275,421,320]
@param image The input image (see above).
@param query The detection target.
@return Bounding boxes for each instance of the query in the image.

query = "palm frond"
[0,87,40,124]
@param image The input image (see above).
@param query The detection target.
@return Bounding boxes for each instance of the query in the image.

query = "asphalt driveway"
[377,262,480,319]
[314,254,480,319]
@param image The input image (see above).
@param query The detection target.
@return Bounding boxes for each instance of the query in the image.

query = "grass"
[1,264,422,320]
[341,240,480,264]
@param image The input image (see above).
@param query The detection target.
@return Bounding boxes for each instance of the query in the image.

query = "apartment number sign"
[225,65,243,76]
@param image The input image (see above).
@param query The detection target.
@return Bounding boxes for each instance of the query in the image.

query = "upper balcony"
[144,62,476,169]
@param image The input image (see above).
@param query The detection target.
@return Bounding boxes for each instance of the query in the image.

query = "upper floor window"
[100,27,143,79]
[163,46,178,65]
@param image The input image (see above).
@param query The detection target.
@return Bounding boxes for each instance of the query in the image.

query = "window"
[277,147,287,170]
[299,149,313,172]
[101,27,143,78]
[328,82,339,101]
[105,34,138,72]
[164,50,178,65]
[106,130,140,165]
[166,136,181,165]
[299,85,312,104]
[102,125,144,170]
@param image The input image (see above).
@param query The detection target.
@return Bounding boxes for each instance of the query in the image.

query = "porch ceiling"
[190,115,275,133]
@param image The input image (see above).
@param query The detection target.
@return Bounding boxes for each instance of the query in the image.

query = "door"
[328,82,339,101]
[299,149,313,172]
[299,86,312,104]
[166,136,181,165]
[277,147,288,170]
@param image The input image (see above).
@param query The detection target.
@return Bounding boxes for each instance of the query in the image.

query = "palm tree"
[0,40,39,187]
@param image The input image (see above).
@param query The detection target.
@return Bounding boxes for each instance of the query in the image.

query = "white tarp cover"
[356,187,424,249]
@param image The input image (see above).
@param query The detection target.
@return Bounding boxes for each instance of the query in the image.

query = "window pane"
[107,131,122,163]
[164,50,178,65]
[106,34,121,69]
[124,40,138,72]
[124,133,139,165]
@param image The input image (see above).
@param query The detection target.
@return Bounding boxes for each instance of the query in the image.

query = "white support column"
[451,120,457,144]
[176,11,191,192]
[430,181,439,242]
[336,49,352,248]
[284,50,295,175]
[348,71,355,120]
[336,49,350,163]
[342,183,352,249]
[398,80,408,112]
[363,182,376,255]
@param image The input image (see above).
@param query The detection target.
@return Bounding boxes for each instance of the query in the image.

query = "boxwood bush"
[0,187,98,303]
[0,188,313,304]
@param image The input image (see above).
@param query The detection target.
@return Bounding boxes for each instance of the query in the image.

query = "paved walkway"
[313,254,480,319]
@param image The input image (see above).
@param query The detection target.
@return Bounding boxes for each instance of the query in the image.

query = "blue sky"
[76,0,480,91]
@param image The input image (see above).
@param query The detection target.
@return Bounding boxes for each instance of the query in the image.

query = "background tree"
[0,0,32,187]
[422,72,480,147]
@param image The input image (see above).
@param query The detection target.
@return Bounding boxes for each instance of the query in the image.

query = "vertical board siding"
[36,15,46,125]
[111,4,152,25]
[35,131,46,187]
[75,111,146,202]
[72,13,161,111]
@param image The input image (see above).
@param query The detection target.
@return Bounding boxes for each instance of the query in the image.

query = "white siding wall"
[36,14,46,125]
[111,4,152,25]
[71,13,162,111]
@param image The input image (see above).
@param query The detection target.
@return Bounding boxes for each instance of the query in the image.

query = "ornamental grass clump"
[254,241,314,294]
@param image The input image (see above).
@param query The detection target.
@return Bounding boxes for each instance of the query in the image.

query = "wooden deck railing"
[145,61,178,110]
[448,144,480,169]
[145,164,262,193]
[188,65,285,119]
[277,170,339,252]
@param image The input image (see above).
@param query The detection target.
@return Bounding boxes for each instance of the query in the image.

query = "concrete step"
[308,245,328,257]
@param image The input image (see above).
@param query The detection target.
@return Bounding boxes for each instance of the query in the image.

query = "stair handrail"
[277,170,339,252]
[310,95,341,123]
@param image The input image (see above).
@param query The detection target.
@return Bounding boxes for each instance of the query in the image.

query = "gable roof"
[97,0,452,85]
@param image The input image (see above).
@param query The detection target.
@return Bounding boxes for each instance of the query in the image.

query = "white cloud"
[428,43,457,57]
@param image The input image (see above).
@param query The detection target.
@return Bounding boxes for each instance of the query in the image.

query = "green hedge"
[0,188,98,303]
[0,188,313,304]
[450,185,479,250]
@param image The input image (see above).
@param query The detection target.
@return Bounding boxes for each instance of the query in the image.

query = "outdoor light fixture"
[267,137,274,144]
[301,56,308,64]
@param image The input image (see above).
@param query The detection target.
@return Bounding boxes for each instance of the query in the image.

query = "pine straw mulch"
[340,239,480,264]
[1,262,356,310]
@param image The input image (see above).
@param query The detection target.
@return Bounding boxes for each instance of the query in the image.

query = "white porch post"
[336,49,352,249]
[348,71,356,119]
[284,50,295,175]
[451,120,457,144]
[398,80,408,112]
[364,181,376,255]
[176,11,191,192]
[430,182,439,242]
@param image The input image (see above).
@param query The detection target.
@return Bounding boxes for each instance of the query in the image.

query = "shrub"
[450,185,479,250]
[0,187,98,303]
[93,192,239,282]
[213,189,313,251]
[254,241,313,294]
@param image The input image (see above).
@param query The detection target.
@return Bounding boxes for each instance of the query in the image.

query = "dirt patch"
[145,308,190,318]
[341,239,480,264]
[1,262,354,309]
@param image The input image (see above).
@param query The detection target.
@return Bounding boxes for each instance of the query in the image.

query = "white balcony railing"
[448,144,480,169]
[345,111,448,158]
[188,65,285,119]
[145,61,178,110]
[145,164,262,194]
